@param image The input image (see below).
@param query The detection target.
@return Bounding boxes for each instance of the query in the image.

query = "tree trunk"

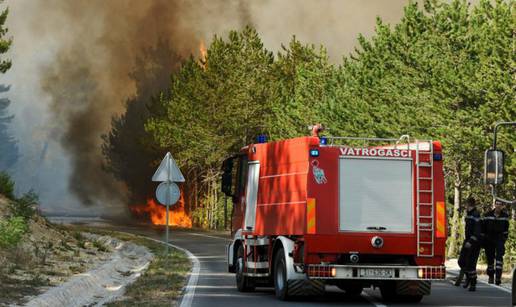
[447,169,462,257]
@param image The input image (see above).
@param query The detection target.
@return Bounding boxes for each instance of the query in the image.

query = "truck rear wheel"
[273,247,289,300]
[236,245,255,292]
[337,283,363,296]
[380,281,423,303]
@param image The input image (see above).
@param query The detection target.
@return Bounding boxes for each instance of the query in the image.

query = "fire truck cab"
[222,130,446,302]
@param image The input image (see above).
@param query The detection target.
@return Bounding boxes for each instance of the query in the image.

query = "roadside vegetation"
[0,172,37,249]
[67,226,191,307]
[0,171,190,306]
[0,172,113,305]
[103,0,514,266]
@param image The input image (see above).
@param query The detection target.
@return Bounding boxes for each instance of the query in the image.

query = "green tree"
[146,26,275,227]
[333,0,514,255]
[0,1,11,73]
[0,2,16,171]
[102,40,181,204]
[0,86,18,171]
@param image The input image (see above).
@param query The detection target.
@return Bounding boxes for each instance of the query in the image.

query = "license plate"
[359,268,394,278]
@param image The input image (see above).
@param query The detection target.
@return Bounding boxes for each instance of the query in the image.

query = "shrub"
[93,240,108,252]
[10,191,38,220]
[0,216,27,248]
[504,219,515,272]
[0,171,15,200]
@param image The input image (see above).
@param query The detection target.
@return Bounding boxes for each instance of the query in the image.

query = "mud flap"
[287,279,325,296]
[396,280,431,296]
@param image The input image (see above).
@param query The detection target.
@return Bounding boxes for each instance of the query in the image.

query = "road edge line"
[189,232,230,241]
[448,270,511,294]
[362,290,387,307]
[136,236,200,307]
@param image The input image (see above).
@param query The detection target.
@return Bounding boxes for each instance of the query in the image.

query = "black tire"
[273,247,289,300]
[380,281,397,302]
[235,245,255,292]
[400,295,423,303]
[380,282,423,303]
[337,284,363,297]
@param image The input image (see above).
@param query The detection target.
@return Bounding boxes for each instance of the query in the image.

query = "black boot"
[468,278,477,292]
[454,270,465,286]
[495,269,502,285]
[487,271,494,284]
[463,274,471,289]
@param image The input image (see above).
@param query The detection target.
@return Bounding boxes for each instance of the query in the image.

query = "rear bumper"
[306,264,446,280]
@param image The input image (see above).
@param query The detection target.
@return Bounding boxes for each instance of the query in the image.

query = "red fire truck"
[221,127,447,302]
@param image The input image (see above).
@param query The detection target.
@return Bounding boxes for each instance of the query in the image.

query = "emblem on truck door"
[311,160,327,184]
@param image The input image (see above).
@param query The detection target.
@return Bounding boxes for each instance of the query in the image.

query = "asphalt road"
[82,224,512,307]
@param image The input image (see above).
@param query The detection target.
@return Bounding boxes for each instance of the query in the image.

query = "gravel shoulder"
[68,226,191,307]
[25,233,153,307]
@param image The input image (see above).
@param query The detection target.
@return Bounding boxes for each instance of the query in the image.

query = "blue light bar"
[320,137,328,145]
[310,149,320,157]
[433,153,442,161]
[256,134,267,143]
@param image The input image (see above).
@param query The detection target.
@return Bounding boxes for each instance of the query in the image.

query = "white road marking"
[188,232,231,241]
[362,291,387,307]
[137,236,200,307]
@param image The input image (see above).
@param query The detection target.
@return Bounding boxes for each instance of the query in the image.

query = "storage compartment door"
[244,161,260,230]
[339,157,413,233]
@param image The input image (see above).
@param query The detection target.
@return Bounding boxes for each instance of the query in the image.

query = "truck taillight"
[418,267,446,279]
[307,265,335,278]
[436,201,446,238]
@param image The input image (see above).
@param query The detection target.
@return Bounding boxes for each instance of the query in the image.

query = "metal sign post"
[152,152,185,254]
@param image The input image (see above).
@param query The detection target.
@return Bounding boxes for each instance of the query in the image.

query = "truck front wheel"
[236,245,255,292]
[274,247,289,300]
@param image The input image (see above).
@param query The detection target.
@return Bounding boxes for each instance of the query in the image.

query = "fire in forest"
[199,40,208,68]
[130,198,192,227]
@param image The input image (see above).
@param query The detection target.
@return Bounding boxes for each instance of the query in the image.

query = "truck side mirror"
[221,157,234,196]
[484,149,505,185]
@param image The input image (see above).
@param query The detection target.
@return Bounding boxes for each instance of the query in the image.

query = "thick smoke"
[26,1,249,207]
[4,0,408,214]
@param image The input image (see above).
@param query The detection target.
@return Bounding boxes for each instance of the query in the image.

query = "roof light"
[320,137,327,145]
[433,153,442,161]
[256,134,267,143]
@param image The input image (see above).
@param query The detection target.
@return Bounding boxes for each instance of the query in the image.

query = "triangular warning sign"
[152,152,185,182]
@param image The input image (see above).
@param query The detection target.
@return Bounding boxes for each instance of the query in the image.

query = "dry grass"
[0,219,112,306]
[69,227,191,307]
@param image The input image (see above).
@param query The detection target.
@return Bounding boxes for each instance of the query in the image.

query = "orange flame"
[199,40,207,68]
[130,197,192,227]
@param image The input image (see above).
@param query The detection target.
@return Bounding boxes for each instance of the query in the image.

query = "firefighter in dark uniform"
[483,200,510,285]
[454,197,482,291]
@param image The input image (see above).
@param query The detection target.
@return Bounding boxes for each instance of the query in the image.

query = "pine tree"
[0,2,16,171]
[0,87,17,171]
[0,1,11,73]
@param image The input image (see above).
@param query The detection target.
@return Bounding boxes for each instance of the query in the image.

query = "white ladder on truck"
[415,139,434,257]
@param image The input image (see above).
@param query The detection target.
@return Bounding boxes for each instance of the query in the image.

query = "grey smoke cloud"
[2,0,408,215]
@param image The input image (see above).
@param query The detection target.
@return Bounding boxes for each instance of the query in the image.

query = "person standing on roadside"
[454,197,483,291]
[483,200,510,285]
